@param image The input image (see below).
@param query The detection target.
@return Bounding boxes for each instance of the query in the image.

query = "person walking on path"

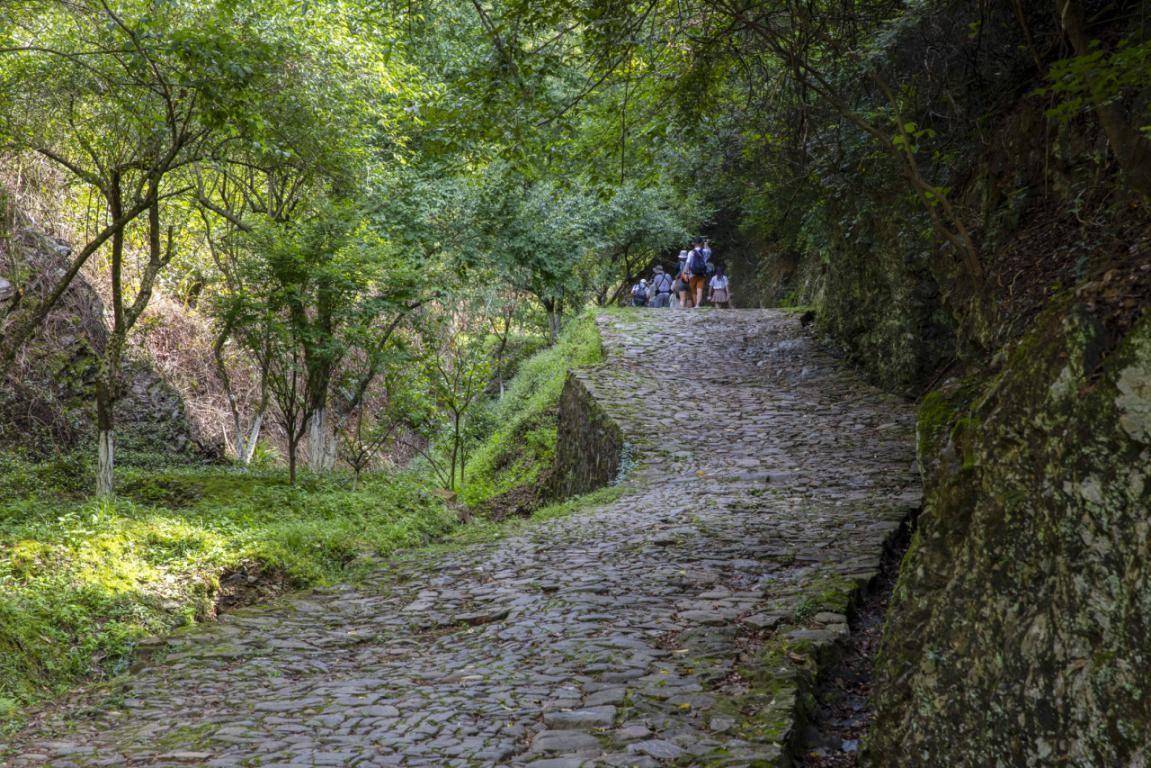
[709,265,732,308]
[683,239,708,308]
[650,265,674,308]
[631,278,649,307]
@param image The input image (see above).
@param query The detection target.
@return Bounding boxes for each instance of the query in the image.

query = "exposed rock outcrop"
[0,224,214,460]
[869,303,1151,766]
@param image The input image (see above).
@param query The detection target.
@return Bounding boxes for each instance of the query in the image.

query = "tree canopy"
[2,0,1147,492]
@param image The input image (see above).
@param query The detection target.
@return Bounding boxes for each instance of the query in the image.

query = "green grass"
[460,311,604,507]
[0,457,455,716]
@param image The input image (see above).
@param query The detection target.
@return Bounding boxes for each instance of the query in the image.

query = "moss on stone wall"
[868,303,1151,766]
[791,191,956,396]
[548,372,625,499]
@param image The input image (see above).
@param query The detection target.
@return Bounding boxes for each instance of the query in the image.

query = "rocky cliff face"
[868,299,1150,766]
[740,6,1151,757]
[0,224,214,461]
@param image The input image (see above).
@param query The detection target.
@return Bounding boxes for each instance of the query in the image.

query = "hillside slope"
[0,218,213,462]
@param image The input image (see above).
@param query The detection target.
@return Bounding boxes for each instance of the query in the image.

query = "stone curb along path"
[3,310,920,768]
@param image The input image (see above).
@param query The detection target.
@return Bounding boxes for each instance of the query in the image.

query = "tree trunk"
[95,384,115,497]
[239,412,263,466]
[97,430,115,497]
[460,430,468,488]
[546,305,561,343]
[288,436,299,485]
[95,174,126,498]
[307,406,337,472]
[493,323,510,399]
[449,412,459,491]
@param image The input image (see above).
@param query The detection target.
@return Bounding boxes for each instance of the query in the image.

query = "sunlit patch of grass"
[0,459,455,718]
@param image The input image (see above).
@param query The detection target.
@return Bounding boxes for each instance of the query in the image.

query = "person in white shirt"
[708,265,732,308]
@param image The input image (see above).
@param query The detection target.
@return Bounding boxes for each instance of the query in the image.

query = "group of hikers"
[630,237,732,309]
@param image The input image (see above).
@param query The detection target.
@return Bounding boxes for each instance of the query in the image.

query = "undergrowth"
[0,311,609,721]
[0,457,454,717]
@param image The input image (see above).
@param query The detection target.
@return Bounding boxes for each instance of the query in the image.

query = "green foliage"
[0,457,454,713]
[1043,37,1151,130]
[403,291,497,490]
[460,311,603,507]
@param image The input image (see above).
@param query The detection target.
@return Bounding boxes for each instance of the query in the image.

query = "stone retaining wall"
[548,371,624,499]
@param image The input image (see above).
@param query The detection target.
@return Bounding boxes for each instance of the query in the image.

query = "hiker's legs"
[690,277,705,307]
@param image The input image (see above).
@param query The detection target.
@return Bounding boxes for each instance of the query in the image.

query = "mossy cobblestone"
[2,309,918,767]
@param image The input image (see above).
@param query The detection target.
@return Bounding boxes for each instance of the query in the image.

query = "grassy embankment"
[460,311,604,508]
[0,311,607,720]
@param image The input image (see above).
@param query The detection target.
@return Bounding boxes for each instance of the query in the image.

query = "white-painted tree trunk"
[97,429,115,497]
[307,407,337,472]
[239,413,263,466]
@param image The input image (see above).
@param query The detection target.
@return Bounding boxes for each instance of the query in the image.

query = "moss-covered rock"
[869,303,1151,766]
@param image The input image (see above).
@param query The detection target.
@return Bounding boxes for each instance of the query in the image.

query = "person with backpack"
[630,278,649,307]
[682,238,708,308]
[708,265,732,308]
[649,265,674,308]
[702,238,716,279]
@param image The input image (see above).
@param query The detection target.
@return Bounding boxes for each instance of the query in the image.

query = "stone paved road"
[3,310,919,768]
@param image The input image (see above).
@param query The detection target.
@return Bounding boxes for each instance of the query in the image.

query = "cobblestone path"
[5,310,919,768]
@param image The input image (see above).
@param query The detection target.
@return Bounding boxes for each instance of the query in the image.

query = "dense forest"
[0,0,1148,766]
